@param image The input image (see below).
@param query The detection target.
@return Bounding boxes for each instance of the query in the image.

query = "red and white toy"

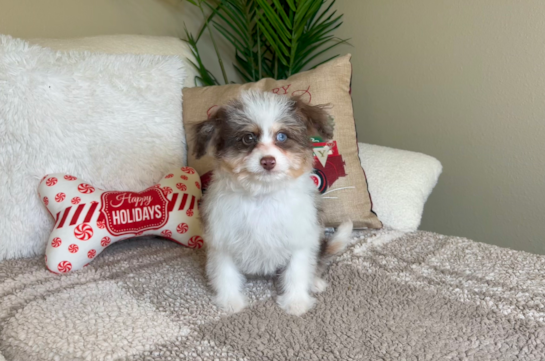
[39,167,204,274]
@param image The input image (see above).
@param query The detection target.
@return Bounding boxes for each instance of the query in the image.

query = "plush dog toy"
[39,167,203,274]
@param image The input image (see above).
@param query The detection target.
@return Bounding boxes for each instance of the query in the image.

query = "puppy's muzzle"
[260,156,276,171]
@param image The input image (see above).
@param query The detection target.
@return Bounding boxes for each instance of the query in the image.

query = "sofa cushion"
[358,143,442,231]
[29,34,199,88]
[0,35,187,260]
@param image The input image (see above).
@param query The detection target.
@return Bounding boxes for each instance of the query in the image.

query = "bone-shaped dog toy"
[38,167,203,274]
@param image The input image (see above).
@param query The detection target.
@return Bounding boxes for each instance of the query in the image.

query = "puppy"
[193,90,353,316]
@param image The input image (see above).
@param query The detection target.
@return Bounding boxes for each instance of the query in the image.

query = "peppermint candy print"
[51,237,62,248]
[101,236,111,247]
[57,261,72,273]
[74,223,93,241]
[45,177,58,187]
[77,183,95,194]
[41,175,48,183]
[176,223,189,234]
[42,168,204,274]
[55,193,66,203]
[68,244,79,253]
[188,236,204,249]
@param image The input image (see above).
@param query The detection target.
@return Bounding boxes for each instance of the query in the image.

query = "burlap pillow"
[182,54,382,229]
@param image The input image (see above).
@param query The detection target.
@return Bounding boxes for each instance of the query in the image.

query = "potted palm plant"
[184,0,348,86]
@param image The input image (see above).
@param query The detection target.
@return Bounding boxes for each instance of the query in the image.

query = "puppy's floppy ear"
[292,97,334,141]
[192,119,216,159]
[192,108,224,159]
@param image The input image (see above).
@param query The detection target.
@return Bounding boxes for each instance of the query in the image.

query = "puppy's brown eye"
[242,133,256,146]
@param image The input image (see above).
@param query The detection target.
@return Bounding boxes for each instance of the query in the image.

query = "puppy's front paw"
[215,293,247,313]
[311,277,328,293]
[277,293,316,316]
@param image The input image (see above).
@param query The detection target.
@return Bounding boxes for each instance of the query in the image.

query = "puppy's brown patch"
[193,100,261,160]
[286,150,314,178]
[291,97,334,141]
[325,240,345,255]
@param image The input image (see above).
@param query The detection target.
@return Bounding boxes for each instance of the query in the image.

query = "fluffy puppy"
[193,90,353,316]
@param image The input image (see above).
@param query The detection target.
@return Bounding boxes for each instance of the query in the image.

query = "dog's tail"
[314,221,354,291]
[320,220,353,262]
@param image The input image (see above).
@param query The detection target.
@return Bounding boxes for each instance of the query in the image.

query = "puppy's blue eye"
[276,132,288,142]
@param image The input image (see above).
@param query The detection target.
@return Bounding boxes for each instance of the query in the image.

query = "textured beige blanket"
[1,230,544,360]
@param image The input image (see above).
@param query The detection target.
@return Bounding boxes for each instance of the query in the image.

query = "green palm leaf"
[185,0,349,83]
[182,26,220,86]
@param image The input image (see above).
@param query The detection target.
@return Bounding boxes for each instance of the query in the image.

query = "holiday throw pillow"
[183,54,382,229]
[39,167,203,274]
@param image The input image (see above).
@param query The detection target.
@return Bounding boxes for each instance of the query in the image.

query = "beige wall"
[0,0,236,82]
[329,0,545,254]
[1,0,544,253]
[0,0,186,38]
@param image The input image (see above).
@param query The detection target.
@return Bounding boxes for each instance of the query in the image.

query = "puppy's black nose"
[260,156,276,170]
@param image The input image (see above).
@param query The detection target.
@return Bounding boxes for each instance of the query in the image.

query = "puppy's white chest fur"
[203,173,320,275]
